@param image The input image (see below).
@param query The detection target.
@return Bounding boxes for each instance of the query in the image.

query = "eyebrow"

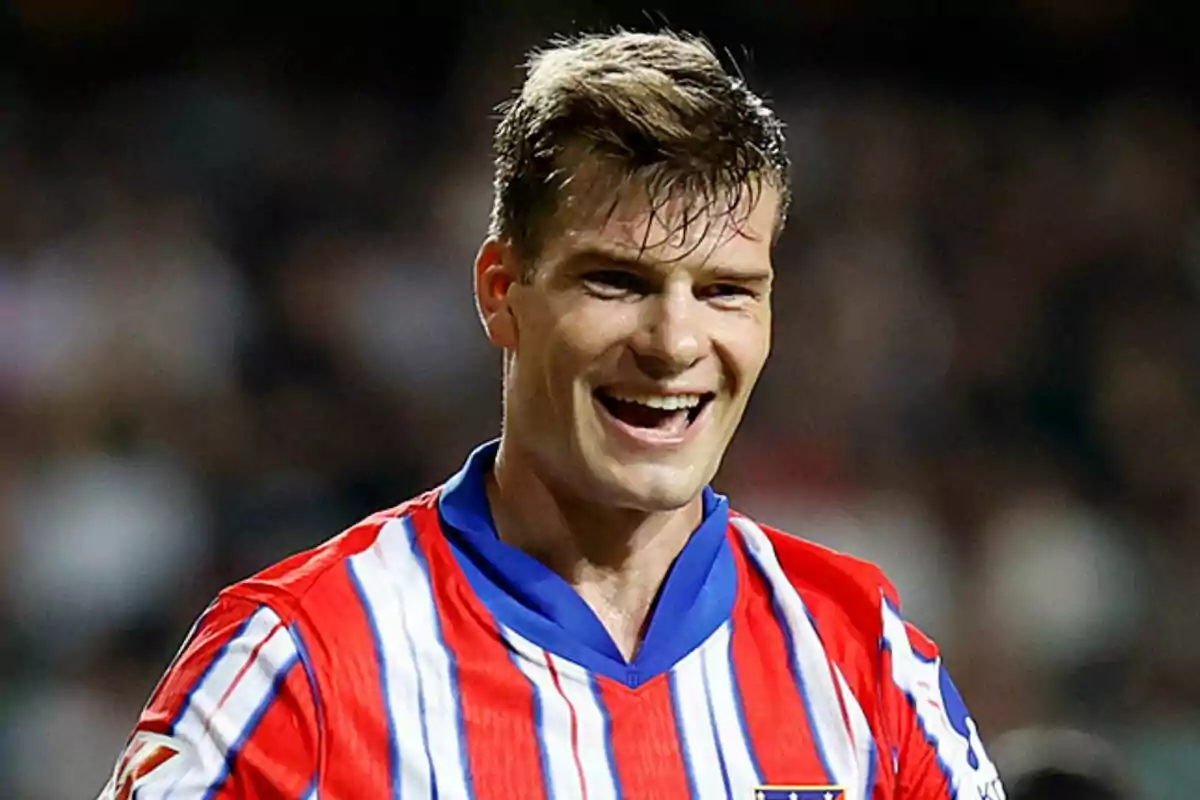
[566,245,772,282]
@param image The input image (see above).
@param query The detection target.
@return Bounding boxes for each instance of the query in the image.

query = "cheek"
[533,323,606,407]
[720,320,772,387]
[549,304,638,368]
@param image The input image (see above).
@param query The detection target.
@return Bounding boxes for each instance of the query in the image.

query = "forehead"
[541,178,780,272]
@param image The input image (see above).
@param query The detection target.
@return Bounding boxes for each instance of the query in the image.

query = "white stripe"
[375,517,471,799]
[303,781,319,800]
[732,517,859,795]
[545,653,619,800]
[176,606,280,732]
[882,602,1002,796]
[503,627,584,800]
[349,543,432,798]
[835,667,876,800]
[670,640,727,800]
[159,609,298,797]
[700,623,760,795]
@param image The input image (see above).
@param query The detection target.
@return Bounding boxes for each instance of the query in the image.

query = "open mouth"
[594,389,715,436]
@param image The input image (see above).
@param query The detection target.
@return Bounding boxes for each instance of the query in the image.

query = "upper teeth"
[606,391,704,411]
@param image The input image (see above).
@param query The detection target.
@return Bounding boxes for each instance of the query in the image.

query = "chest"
[318,617,884,800]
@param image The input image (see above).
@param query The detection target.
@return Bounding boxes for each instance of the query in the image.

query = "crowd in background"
[2,21,1199,799]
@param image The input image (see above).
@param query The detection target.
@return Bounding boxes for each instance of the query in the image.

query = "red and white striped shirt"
[99,441,1005,800]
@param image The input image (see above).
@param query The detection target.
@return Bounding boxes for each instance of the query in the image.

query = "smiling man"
[100,31,1005,800]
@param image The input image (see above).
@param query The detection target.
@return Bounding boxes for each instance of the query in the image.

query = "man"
[100,30,1005,800]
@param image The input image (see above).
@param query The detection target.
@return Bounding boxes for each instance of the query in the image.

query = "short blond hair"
[490,30,790,264]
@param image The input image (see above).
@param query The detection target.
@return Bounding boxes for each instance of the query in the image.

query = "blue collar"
[437,440,737,688]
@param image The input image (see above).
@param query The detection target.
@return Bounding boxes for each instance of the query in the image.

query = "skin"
[474,180,780,659]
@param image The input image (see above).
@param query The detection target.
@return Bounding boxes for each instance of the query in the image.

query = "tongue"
[607,398,690,435]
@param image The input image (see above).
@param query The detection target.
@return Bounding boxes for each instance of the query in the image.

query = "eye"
[582,270,651,298]
[698,283,758,302]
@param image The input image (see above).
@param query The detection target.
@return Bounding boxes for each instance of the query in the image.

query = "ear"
[474,237,521,349]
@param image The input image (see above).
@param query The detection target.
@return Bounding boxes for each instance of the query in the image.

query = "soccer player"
[99,30,1006,800]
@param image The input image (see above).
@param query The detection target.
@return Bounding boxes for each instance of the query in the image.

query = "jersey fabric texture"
[99,440,1006,800]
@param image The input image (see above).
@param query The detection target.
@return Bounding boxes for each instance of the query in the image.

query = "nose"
[631,284,707,377]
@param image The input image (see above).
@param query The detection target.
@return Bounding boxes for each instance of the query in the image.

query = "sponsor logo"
[108,731,186,800]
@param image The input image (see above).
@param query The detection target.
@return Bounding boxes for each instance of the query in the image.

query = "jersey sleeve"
[879,597,1007,800]
[96,594,321,800]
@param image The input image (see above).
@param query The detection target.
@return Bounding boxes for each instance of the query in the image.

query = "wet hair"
[489,30,790,270]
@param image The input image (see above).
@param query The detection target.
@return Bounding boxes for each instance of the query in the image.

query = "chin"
[590,459,708,512]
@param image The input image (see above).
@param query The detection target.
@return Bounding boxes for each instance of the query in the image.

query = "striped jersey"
[99,441,1006,800]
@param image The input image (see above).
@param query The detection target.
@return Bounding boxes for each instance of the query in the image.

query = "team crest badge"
[754,786,845,800]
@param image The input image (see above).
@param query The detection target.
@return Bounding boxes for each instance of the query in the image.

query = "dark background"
[2,2,1198,797]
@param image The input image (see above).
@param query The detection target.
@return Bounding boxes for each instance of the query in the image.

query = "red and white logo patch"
[105,731,188,800]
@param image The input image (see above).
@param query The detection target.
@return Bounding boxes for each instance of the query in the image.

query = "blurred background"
[1,1,1198,797]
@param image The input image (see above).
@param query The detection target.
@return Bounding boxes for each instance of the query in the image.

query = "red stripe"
[294,553,393,799]
[597,675,690,797]
[413,502,549,800]
[729,537,833,785]
[545,651,589,800]
[209,664,317,799]
[800,582,890,794]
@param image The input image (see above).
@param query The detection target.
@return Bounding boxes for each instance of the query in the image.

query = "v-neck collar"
[437,440,737,687]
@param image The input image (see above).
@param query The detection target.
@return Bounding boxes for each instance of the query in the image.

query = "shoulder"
[732,512,898,622]
[730,511,921,656]
[220,490,442,624]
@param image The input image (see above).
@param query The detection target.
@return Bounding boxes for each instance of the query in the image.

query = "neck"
[487,437,704,660]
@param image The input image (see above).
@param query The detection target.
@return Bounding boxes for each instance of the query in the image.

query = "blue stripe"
[724,624,765,784]
[865,736,878,798]
[401,516,476,800]
[668,670,701,798]
[201,652,301,800]
[509,645,556,800]
[301,772,318,799]
[348,560,402,800]
[699,650,735,799]
[748,557,837,785]
[881,639,958,800]
[882,597,972,798]
[589,674,623,800]
[169,610,258,733]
